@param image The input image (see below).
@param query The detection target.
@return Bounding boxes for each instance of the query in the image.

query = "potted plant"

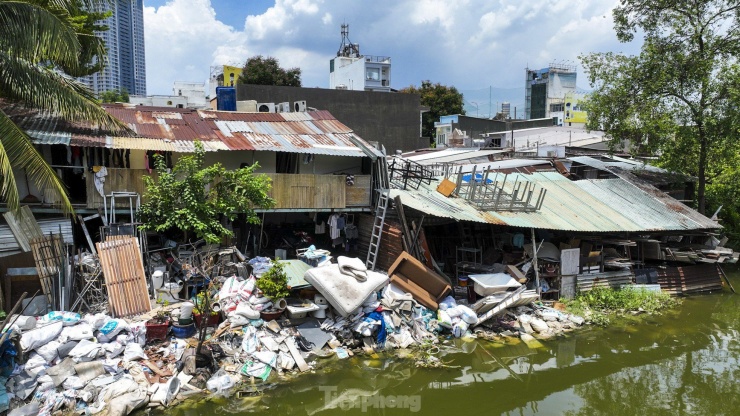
[145,310,171,343]
[193,291,220,328]
[256,259,290,320]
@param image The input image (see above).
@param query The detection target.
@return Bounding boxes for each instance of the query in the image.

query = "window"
[366,68,380,81]
[550,103,564,112]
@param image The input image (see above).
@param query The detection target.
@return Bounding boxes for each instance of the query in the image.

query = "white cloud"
[144,0,640,96]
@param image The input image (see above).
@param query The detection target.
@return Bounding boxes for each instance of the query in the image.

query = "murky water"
[154,267,740,415]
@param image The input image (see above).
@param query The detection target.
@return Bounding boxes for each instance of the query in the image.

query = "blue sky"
[143,0,642,115]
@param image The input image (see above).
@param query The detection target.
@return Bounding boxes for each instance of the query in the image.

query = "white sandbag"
[457,305,478,325]
[304,264,389,317]
[252,302,273,312]
[253,350,277,367]
[68,339,103,361]
[234,303,260,319]
[36,341,61,364]
[24,352,48,372]
[123,343,147,361]
[9,315,36,331]
[249,295,271,305]
[59,323,94,343]
[241,326,258,354]
[103,342,125,359]
[97,319,129,343]
[62,376,85,390]
[128,322,146,346]
[452,321,469,338]
[83,313,108,330]
[21,321,63,352]
[38,311,81,327]
[229,314,250,328]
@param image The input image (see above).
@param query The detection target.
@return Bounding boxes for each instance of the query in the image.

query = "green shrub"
[563,286,680,326]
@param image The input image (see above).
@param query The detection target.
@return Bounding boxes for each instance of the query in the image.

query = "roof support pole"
[531,228,541,299]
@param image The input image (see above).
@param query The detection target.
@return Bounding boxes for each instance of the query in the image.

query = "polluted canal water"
[149,268,740,415]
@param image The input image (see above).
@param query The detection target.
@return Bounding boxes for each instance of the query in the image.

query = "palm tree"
[0,0,127,214]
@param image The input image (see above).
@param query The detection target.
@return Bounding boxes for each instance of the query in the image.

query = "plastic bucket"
[180,302,195,320]
[151,270,165,290]
[458,276,469,287]
[171,323,196,338]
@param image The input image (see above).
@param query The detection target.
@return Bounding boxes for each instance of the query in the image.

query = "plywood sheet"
[96,237,151,317]
[3,206,43,251]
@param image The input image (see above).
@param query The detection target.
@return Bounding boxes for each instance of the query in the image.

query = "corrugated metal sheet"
[657,264,723,295]
[577,270,634,292]
[391,171,719,232]
[3,102,380,157]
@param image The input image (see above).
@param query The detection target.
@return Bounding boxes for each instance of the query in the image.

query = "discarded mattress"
[468,273,522,296]
[304,264,389,317]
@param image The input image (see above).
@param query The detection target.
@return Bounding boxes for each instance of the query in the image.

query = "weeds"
[563,287,681,326]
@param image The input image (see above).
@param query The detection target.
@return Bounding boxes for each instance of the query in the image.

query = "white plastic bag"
[206,369,235,394]
[83,313,108,330]
[241,325,258,354]
[457,305,478,325]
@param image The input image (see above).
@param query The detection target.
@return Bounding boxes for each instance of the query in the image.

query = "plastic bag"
[437,310,453,329]
[234,303,260,319]
[457,305,478,325]
[241,326,258,354]
[83,313,108,330]
[438,296,457,311]
[206,369,235,395]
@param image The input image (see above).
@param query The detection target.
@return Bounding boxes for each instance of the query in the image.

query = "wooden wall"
[86,170,371,210]
[86,168,150,208]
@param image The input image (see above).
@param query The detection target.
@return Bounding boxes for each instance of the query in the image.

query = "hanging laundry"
[328,213,340,239]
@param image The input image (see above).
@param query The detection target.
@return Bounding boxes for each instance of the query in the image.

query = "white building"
[129,81,207,108]
[329,24,391,92]
[524,63,578,121]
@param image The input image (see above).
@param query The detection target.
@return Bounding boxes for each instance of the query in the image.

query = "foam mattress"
[304,264,389,317]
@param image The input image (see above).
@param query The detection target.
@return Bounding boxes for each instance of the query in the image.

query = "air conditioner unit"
[547,150,557,158]
[257,102,275,113]
[293,100,307,112]
[277,102,291,113]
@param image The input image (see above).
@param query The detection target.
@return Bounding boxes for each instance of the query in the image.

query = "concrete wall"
[236,84,427,152]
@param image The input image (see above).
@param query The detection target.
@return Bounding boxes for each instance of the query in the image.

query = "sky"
[143,0,643,116]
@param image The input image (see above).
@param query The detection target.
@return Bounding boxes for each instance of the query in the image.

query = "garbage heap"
[0,251,584,416]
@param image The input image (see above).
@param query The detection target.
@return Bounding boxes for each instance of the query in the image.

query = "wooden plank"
[285,338,309,372]
[96,237,151,317]
[3,206,43,252]
[86,169,150,209]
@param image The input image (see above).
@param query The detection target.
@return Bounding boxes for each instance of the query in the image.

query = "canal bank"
[147,267,739,416]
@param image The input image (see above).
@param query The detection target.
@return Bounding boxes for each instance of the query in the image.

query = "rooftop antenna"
[337,23,360,58]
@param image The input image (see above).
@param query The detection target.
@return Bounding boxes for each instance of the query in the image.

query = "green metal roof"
[390,172,719,233]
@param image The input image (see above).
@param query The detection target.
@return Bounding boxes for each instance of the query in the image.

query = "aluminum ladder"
[475,285,527,326]
[365,154,390,271]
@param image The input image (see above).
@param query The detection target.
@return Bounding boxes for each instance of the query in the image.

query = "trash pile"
[0,250,584,416]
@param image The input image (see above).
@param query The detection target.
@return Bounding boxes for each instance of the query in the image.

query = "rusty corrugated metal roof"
[2,102,381,157]
[391,171,719,233]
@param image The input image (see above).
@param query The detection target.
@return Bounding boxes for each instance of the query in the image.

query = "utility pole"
[489,86,492,118]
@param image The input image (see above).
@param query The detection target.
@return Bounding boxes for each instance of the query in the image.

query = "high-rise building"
[524,63,577,121]
[79,0,146,96]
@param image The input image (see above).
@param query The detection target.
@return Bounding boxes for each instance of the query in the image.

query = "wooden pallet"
[96,237,151,317]
[30,234,64,307]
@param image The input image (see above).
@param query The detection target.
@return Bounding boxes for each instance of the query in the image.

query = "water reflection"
[151,272,740,416]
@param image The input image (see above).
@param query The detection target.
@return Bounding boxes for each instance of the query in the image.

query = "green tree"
[139,142,275,244]
[238,55,302,87]
[100,89,129,103]
[400,80,465,143]
[580,0,740,215]
[0,0,125,214]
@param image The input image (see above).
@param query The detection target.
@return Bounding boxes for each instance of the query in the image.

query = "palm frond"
[0,53,130,132]
[0,1,81,70]
[0,108,73,214]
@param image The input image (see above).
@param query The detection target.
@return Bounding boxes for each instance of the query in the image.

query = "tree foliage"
[0,0,126,214]
[238,55,302,87]
[581,0,740,216]
[100,89,129,103]
[400,80,465,143]
[139,142,275,244]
